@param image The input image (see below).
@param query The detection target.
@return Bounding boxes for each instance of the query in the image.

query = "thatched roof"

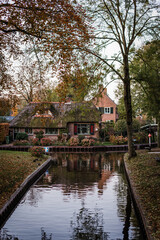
[10,102,101,128]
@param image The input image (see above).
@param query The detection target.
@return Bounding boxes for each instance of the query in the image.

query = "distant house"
[9,102,101,140]
[93,87,118,123]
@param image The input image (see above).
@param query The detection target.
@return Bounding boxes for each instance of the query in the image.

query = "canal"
[0,153,145,240]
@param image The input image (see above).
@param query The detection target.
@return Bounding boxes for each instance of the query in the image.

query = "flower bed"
[30,146,45,157]
[68,137,80,146]
[81,138,95,146]
[109,135,128,145]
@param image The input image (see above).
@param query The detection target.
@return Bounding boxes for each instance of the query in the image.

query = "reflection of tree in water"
[70,202,108,240]
[114,171,144,239]
[0,228,52,240]
[41,228,52,240]
[23,188,44,207]
[0,228,19,240]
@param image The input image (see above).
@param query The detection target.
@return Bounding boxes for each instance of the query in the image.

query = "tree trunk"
[123,55,136,158]
[157,119,160,148]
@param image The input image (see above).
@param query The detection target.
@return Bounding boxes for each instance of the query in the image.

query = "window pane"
[46,128,58,134]
[14,128,19,133]
[25,128,32,134]
[104,107,110,114]
[77,124,90,134]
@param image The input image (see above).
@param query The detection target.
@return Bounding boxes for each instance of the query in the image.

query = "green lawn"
[0,150,47,209]
[125,150,160,240]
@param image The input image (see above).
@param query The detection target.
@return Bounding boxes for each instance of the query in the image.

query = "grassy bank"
[125,150,160,240]
[0,150,47,209]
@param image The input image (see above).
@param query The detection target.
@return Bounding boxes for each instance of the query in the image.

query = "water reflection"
[0,228,52,240]
[1,153,145,240]
[70,201,108,240]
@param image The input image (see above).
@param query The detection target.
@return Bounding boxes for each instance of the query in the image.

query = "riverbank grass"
[125,150,160,240]
[0,150,47,209]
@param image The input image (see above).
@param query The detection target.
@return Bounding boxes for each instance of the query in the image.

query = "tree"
[81,0,159,158]
[0,0,92,95]
[55,60,106,102]
[9,41,51,103]
[131,40,160,146]
[115,81,147,120]
[114,119,140,136]
[0,50,13,96]
[0,96,19,115]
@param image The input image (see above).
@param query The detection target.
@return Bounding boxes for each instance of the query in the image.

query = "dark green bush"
[16,132,28,140]
[133,132,148,143]
[34,130,44,140]
[78,135,85,143]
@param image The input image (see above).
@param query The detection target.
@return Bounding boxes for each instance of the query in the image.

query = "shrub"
[109,135,128,145]
[58,134,62,142]
[133,132,148,143]
[30,138,40,146]
[114,119,127,136]
[99,123,115,141]
[40,138,52,146]
[34,130,44,140]
[114,119,140,136]
[13,140,30,146]
[132,119,141,132]
[68,137,79,146]
[30,146,45,157]
[81,138,95,146]
[16,132,28,141]
[78,135,85,143]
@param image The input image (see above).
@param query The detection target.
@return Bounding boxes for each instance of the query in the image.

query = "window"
[14,128,19,133]
[46,128,58,135]
[104,107,114,114]
[99,107,104,114]
[106,120,114,123]
[78,124,90,134]
[25,128,32,134]
[74,124,94,135]
[104,107,110,114]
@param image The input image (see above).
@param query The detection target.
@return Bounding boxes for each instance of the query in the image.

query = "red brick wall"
[17,128,59,141]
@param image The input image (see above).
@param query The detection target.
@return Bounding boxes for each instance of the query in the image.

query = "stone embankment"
[0,143,157,153]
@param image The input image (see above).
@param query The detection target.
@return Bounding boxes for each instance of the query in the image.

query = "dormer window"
[34,110,54,118]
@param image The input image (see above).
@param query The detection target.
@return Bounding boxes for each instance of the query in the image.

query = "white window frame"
[104,107,110,114]
[45,128,58,135]
[77,124,90,135]
[25,128,33,135]
[14,128,20,133]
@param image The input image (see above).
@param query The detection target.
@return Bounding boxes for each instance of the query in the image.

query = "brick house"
[93,87,118,123]
[9,102,101,140]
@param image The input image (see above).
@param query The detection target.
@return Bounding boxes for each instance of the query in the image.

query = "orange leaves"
[1,0,93,105]
[1,0,91,54]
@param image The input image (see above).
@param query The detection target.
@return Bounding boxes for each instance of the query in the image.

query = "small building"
[93,87,118,123]
[9,102,101,140]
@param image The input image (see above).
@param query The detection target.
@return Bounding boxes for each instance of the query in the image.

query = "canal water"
[0,153,145,240]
